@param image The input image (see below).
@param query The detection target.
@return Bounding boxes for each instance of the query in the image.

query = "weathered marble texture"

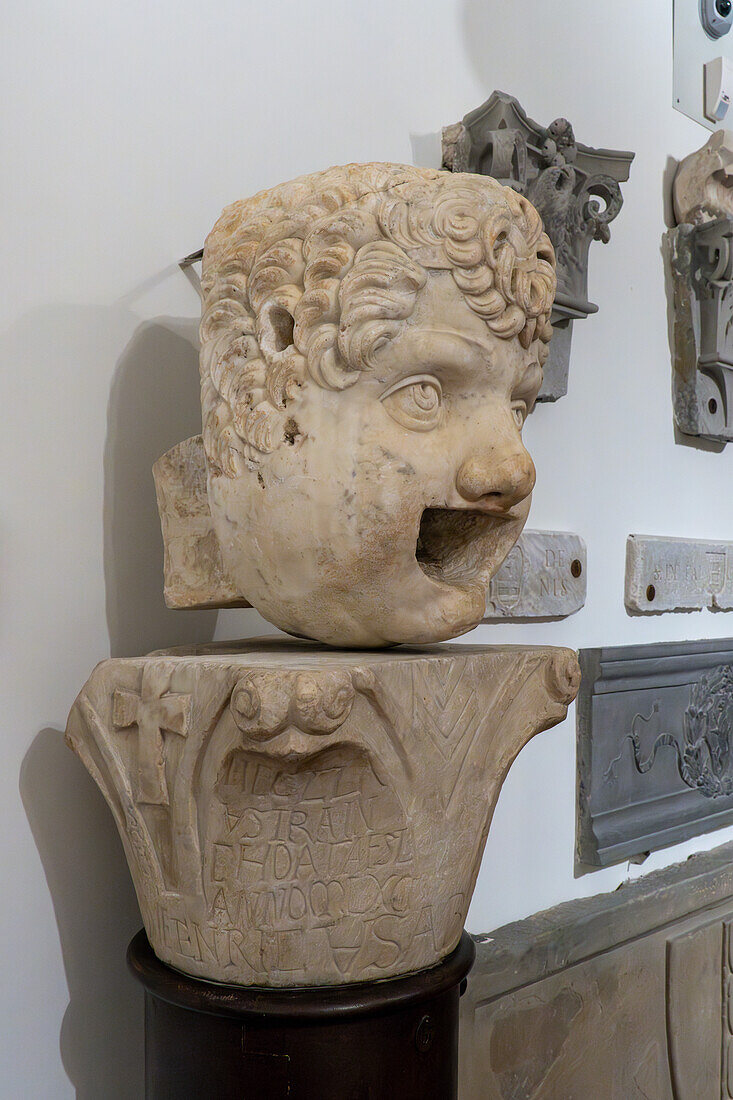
[65,639,578,987]
[666,132,733,444]
[484,530,586,621]
[664,219,733,443]
[673,129,733,226]
[158,163,558,648]
[154,435,248,610]
[625,534,733,614]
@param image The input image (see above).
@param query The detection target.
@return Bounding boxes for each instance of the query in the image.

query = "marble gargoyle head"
[155,164,556,646]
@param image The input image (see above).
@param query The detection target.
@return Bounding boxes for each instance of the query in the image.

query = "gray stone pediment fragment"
[576,636,733,872]
[443,90,634,402]
[665,218,733,443]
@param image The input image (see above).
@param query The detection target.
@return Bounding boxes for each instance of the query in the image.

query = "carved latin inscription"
[625,535,733,614]
[485,530,586,620]
[206,747,425,982]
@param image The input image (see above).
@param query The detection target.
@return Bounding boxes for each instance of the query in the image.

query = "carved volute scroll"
[66,639,579,987]
[443,91,634,401]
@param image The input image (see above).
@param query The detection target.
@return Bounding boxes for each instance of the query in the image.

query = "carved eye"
[381,375,443,432]
[511,401,528,430]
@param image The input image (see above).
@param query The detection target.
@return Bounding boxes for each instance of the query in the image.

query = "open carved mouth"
[415,507,505,585]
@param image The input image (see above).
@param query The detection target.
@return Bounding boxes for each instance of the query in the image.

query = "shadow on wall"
[20,729,144,1100]
[459,0,536,91]
[18,312,220,1096]
[104,316,217,656]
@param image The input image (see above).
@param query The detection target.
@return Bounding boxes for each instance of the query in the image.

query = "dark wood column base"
[127,929,475,1100]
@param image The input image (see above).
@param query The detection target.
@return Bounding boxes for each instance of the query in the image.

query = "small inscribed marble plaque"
[625,535,733,614]
[484,530,586,621]
[577,637,733,871]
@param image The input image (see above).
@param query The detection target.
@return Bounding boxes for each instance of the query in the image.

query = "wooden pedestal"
[127,929,474,1099]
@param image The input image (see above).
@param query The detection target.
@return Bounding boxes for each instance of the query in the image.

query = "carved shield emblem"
[489,543,525,613]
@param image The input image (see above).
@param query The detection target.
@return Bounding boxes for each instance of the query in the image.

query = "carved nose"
[456,450,535,513]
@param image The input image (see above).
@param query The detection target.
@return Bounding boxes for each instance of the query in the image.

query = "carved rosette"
[66,641,578,987]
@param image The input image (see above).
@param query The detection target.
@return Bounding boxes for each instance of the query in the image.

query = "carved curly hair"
[200,163,555,476]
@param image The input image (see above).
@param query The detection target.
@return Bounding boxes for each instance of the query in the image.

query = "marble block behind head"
[157,163,556,647]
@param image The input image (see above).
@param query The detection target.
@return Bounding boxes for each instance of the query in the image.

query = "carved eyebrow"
[407,329,498,378]
[421,328,496,357]
[395,326,531,390]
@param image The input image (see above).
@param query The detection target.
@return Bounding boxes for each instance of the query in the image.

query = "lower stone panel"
[460,841,733,1099]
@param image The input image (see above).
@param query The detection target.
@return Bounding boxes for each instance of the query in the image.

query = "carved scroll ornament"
[577,637,733,871]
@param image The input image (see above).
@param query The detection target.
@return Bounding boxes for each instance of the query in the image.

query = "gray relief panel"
[577,637,733,871]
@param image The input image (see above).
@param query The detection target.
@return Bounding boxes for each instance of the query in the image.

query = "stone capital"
[66,640,579,986]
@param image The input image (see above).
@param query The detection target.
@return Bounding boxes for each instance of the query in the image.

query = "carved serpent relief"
[611,664,733,799]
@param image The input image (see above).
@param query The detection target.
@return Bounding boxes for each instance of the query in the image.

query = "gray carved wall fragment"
[666,219,733,442]
[576,636,733,871]
[484,530,586,621]
[460,841,733,1099]
[443,91,634,401]
[625,534,733,614]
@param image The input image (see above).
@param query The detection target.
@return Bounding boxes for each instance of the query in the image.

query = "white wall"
[3,0,732,1094]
